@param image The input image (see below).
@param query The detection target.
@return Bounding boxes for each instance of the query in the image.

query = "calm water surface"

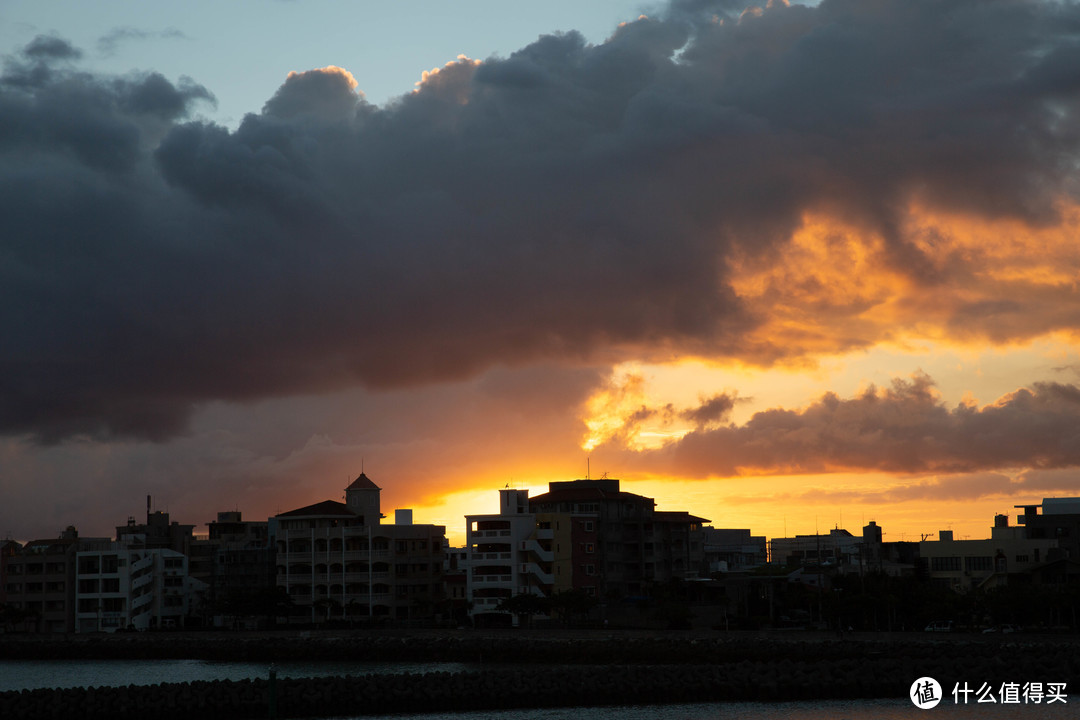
[0,658,477,691]
[1,662,1071,719]
[334,700,1073,720]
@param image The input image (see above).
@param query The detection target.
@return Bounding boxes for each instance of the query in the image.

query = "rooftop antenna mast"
[587,457,590,480]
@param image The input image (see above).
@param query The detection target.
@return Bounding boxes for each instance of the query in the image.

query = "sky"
[3,0,1080,548]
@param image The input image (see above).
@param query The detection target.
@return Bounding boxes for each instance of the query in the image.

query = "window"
[931,557,961,572]
[584,564,596,576]
[584,543,595,554]
[584,521,594,532]
[964,557,992,572]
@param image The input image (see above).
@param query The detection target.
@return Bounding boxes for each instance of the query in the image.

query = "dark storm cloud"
[4,0,1080,442]
[630,374,1080,476]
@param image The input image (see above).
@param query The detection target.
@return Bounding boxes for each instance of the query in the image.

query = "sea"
[0,659,1071,719]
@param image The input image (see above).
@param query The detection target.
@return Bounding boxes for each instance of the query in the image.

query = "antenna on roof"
[587,457,590,480]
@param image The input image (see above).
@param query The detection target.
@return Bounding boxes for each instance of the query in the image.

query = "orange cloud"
[725,204,1080,365]
[593,372,1080,477]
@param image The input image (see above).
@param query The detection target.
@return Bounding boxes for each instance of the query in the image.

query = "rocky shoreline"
[1,632,1076,718]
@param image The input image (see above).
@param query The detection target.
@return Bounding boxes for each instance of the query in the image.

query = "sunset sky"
[4,0,1080,548]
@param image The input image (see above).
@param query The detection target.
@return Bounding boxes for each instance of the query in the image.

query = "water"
[0,662,1071,718]
[333,700,1074,719]
[0,658,477,692]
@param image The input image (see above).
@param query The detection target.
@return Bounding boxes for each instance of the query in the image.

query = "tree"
[550,589,597,628]
[495,592,548,627]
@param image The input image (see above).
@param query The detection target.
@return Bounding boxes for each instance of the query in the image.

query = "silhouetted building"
[920,522,1059,591]
[770,528,859,567]
[523,478,708,598]
[191,511,274,627]
[1,527,98,633]
[272,474,446,624]
[1016,498,1080,561]
[116,496,195,556]
[701,528,767,573]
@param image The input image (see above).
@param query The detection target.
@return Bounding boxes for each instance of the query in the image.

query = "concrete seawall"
[1,634,1076,718]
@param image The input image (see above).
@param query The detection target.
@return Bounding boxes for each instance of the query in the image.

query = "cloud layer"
[5,0,1080,442]
[597,373,1080,476]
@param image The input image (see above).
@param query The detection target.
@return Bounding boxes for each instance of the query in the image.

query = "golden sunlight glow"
[408,483,552,546]
[580,367,694,451]
[622,472,1012,546]
[289,65,359,90]
[413,54,480,97]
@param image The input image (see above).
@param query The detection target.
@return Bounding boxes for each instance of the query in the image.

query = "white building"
[75,539,205,633]
[465,488,555,626]
[272,474,446,624]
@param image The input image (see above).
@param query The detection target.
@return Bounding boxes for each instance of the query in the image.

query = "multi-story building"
[701,528,768,573]
[528,478,708,599]
[116,497,195,556]
[769,528,861,567]
[272,474,446,624]
[1,526,91,633]
[74,538,204,633]
[1016,498,1080,560]
[197,511,274,626]
[919,519,1060,591]
[465,479,708,625]
[465,488,562,625]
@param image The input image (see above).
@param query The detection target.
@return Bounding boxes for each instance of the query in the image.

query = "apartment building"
[464,479,708,625]
[1016,498,1080,560]
[701,528,768,573]
[197,511,274,625]
[465,488,565,625]
[74,537,205,633]
[2,527,90,633]
[272,474,445,624]
[919,518,1060,591]
[528,479,708,598]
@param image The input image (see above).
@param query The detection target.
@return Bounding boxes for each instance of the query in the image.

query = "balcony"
[518,540,554,561]
[519,562,553,584]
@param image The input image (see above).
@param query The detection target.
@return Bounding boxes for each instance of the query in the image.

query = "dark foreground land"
[1,630,1077,718]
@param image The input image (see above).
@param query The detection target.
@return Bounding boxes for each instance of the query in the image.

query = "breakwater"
[1,633,1077,718]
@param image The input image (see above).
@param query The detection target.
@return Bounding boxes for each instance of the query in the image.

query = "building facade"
[1017,498,1080,561]
[919,523,1060,591]
[464,479,708,625]
[74,539,203,633]
[1,527,88,633]
[272,474,446,624]
[528,479,708,599]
